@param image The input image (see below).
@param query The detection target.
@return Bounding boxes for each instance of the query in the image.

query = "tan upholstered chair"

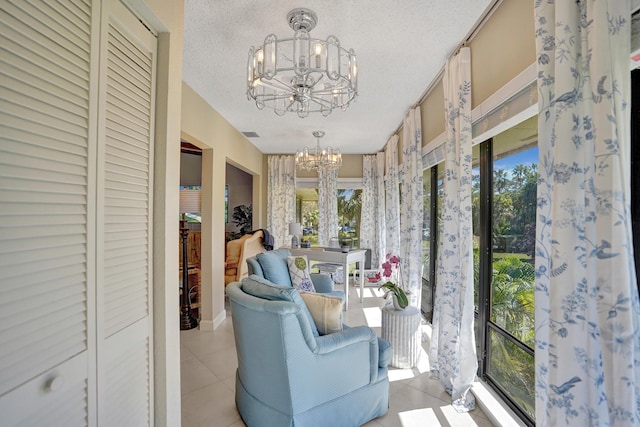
[224,230,265,286]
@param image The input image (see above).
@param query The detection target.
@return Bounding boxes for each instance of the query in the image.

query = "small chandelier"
[247,8,358,118]
[296,131,342,171]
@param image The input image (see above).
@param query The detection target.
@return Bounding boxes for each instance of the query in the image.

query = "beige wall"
[295,153,363,179]
[420,80,445,145]
[469,0,535,109]
[180,82,265,332]
[414,1,536,148]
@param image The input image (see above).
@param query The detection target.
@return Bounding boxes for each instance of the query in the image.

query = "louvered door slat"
[1,115,88,147]
[3,88,89,129]
[3,279,86,317]
[4,312,86,367]
[1,255,86,285]
[102,17,153,338]
[0,0,91,405]
[106,116,151,145]
[109,24,152,70]
[1,11,90,76]
[107,49,151,96]
[0,150,87,177]
[5,0,91,55]
[108,28,152,87]
[0,60,89,108]
[2,136,87,161]
[108,91,151,126]
[1,78,88,118]
[1,222,85,246]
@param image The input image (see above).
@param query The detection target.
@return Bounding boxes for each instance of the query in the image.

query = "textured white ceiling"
[183,0,494,154]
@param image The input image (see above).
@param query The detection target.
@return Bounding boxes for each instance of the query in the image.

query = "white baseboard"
[199,309,227,331]
[199,319,214,331]
[213,310,227,329]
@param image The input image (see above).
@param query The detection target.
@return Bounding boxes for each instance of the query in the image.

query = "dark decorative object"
[179,189,200,330]
[231,204,253,237]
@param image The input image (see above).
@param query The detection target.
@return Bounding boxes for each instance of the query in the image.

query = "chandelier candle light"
[247,8,358,118]
[296,130,342,171]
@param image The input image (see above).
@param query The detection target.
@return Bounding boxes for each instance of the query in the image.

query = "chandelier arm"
[310,85,355,96]
[254,77,297,94]
[306,95,334,109]
[253,92,298,101]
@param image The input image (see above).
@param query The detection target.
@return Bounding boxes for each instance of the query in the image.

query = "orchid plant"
[376,253,409,309]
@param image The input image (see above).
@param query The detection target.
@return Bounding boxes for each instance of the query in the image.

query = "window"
[297,187,319,245]
[295,182,363,248]
[338,189,362,248]
[421,164,443,321]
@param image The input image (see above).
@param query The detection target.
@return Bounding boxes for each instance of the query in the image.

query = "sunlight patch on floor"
[414,351,431,374]
[397,408,441,425]
[363,307,382,328]
[357,286,386,300]
[388,368,417,382]
[440,403,477,425]
[421,322,432,340]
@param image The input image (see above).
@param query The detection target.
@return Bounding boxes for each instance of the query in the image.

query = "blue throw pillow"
[256,250,292,286]
[241,275,319,337]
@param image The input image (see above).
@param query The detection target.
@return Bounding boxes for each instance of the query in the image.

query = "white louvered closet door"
[0,0,156,425]
[0,0,94,425]
[97,1,156,426]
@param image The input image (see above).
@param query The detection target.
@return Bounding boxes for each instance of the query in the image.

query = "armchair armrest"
[310,273,334,293]
[313,325,376,354]
[313,325,383,382]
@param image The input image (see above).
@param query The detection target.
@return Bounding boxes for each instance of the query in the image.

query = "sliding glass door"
[485,118,537,422]
[424,115,538,425]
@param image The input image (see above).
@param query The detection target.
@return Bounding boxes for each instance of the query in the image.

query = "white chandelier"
[247,8,358,118]
[296,131,342,171]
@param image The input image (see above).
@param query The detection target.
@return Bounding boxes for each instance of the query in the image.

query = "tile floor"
[180,283,495,427]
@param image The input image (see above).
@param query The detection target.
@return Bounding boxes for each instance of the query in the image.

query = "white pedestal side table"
[381,305,421,368]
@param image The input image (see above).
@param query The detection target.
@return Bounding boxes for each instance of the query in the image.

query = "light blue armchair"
[246,248,344,299]
[226,276,391,427]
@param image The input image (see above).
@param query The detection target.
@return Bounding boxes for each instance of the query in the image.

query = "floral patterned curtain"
[400,107,423,307]
[384,135,400,257]
[429,47,477,412]
[317,167,338,247]
[360,153,386,269]
[534,2,639,425]
[267,155,296,248]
